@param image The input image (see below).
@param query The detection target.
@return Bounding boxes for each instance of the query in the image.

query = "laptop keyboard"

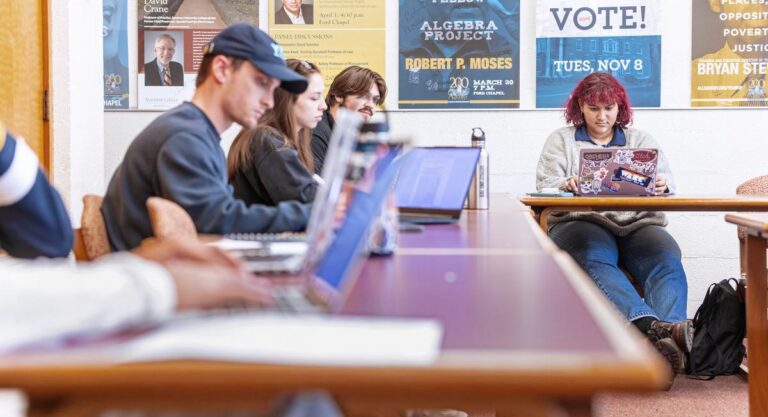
[225,232,308,243]
[271,287,324,313]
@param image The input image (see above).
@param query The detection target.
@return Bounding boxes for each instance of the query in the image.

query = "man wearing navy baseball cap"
[102,24,312,251]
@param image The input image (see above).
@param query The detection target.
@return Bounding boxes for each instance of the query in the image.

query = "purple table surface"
[399,203,552,252]
[342,253,612,353]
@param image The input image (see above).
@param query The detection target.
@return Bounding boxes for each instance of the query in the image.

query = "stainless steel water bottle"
[467,127,489,210]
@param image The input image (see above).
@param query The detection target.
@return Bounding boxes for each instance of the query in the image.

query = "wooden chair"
[73,194,110,261]
[736,175,768,273]
[146,197,197,242]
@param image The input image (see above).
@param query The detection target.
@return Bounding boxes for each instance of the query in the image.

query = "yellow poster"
[269,0,385,91]
[691,1,768,107]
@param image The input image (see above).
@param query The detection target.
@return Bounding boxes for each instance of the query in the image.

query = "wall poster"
[269,0,385,96]
[691,1,768,107]
[104,0,129,109]
[138,0,258,110]
[398,0,520,109]
[536,0,662,108]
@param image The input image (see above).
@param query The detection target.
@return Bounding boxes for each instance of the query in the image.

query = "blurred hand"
[133,238,273,311]
[134,237,241,269]
[654,176,668,196]
[563,176,579,193]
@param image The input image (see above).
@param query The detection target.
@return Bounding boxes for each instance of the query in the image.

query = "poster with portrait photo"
[268,0,385,97]
[398,0,520,109]
[274,0,314,25]
[103,0,128,109]
[691,0,768,107]
[535,0,662,108]
[138,0,258,110]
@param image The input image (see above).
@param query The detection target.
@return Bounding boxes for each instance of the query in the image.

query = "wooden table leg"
[744,234,768,417]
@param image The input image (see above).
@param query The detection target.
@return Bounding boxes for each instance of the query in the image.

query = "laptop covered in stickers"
[577,148,659,196]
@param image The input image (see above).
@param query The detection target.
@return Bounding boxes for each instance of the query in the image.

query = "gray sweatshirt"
[535,126,676,236]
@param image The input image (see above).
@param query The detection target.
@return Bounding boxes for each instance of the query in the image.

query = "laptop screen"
[314,148,404,289]
[395,147,480,210]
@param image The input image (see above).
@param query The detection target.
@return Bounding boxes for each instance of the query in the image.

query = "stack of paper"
[114,312,443,366]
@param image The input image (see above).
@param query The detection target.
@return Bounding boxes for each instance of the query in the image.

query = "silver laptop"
[395,147,481,224]
[577,148,659,196]
[216,109,362,273]
[270,146,405,313]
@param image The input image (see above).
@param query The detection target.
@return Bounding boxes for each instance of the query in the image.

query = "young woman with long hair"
[228,59,327,206]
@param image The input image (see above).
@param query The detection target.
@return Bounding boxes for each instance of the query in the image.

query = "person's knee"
[551,222,616,260]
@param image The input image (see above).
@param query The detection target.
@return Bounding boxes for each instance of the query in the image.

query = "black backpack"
[686,278,746,378]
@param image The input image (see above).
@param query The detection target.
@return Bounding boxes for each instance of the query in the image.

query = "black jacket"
[310,110,334,174]
[144,59,184,86]
[230,127,318,206]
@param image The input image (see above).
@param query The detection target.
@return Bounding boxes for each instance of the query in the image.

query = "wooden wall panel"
[0,0,48,169]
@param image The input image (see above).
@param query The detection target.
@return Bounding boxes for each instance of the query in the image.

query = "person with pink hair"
[536,72,691,382]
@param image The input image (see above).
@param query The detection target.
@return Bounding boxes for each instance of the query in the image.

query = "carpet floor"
[594,375,748,417]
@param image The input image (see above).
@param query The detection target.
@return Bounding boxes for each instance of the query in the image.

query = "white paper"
[207,238,264,251]
[114,312,443,366]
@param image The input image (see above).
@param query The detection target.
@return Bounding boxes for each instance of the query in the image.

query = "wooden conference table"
[0,196,667,417]
[724,213,768,417]
[520,195,768,231]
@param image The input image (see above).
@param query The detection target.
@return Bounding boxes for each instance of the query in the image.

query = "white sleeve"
[0,254,177,353]
[0,136,38,206]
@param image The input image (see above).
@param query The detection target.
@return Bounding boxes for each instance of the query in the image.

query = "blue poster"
[536,0,661,108]
[103,0,129,109]
[398,0,520,109]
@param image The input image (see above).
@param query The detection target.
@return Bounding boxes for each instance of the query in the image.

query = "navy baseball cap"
[203,23,308,94]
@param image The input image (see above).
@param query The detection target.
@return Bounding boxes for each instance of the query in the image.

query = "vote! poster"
[536,0,662,108]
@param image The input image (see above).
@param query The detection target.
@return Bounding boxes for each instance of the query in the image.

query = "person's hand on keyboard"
[134,238,273,311]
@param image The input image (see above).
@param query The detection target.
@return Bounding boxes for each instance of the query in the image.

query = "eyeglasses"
[355,93,380,105]
[156,47,175,53]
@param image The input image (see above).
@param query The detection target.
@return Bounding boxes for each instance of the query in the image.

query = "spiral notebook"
[211,109,362,273]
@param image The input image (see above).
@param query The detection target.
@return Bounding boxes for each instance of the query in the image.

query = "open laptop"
[395,147,481,224]
[270,146,405,313]
[216,109,362,273]
[577,148,659,196]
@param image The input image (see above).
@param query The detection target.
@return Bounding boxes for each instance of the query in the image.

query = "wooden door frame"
[42,0,51,176]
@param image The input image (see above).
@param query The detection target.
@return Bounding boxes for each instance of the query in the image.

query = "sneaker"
[648,319,694,353]
[654,336,685,390]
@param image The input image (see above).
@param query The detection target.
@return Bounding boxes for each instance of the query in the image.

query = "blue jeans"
[550,221,688,323]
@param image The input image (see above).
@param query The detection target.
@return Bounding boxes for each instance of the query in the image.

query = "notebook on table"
[577,148,659,196]
[211,109,362,273]
[395,147,481,224]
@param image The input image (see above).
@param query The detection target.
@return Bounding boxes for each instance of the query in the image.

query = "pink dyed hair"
[563,72,633,128]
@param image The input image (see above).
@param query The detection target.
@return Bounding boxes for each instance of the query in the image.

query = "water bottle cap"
[471,127,485,141]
